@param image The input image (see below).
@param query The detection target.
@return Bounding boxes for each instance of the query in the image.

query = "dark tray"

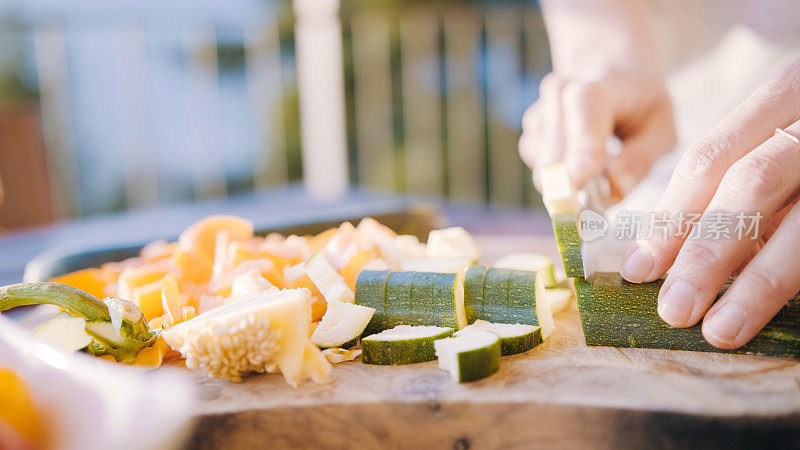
[24,201,443,283]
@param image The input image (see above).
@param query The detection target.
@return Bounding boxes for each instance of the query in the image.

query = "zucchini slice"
[354,270,390,335]
[464,265,488,324]
[311,300,376,349]
[474,268,554,339]
[361,325,454,365]
[551,214,584,279]
[410,272,461,330]
[493,253,557,288]
[434,331,501,382]
[454,319,542,356]
[385,271,417,327]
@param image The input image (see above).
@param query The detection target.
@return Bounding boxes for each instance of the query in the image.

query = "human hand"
[619,59,800,349]
[519,70,676,199]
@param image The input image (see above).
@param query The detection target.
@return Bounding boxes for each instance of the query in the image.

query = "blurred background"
[0,0,551,234]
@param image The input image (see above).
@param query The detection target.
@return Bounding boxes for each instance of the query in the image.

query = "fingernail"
[704,304,746,345]
[621,246,655,283]
[658,281,695,326]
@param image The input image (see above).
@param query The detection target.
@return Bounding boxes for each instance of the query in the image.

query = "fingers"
[520,73,567,189]
[701,200,800,348]
[620,64,800,283]
[605,105,677,197]
[562,80,613,187]
[656,120,800,328]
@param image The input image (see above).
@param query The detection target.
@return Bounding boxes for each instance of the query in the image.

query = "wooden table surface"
[186,235,800,449]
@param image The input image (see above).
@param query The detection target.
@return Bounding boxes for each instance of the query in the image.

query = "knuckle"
[562,80,603,106]
[726,156,783,199]
[679,136,730,180]
[521,105,539,131]
[539,73,564,97]
[740,265,787,306]
[679,241,723,271]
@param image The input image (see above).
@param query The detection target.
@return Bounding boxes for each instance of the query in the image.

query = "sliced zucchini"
[434,331,501,382]
[32,311,93,353]
[493,253,557,288]
[454,319,542,356]
[574,273,800,357]
[361,325,454,365]
[311,300,376,349]
[551,213,584,279]
[305,253,354,303]
[426,227,480,263]
[410,272,460,330]
[354,270,390,335]
[385,271,417,327]
[464,265,488,324]
[476,269,554,339]
[482,268,511,324]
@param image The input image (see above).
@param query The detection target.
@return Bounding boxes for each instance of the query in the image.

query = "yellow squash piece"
[49,268,107,300]
[178,215,254,262]
[0,369,42,446]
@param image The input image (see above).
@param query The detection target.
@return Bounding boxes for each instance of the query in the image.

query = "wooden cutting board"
[183,236,800,449]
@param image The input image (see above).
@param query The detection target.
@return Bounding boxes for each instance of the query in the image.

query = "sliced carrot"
[49,268,107,300]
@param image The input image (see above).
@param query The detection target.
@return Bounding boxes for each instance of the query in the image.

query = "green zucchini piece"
[482,268,512,323]
[574,273,800,357]
[494,253,557,288]
[411,272,460,330]
[354,270,391,335]
[464,265,488,324]
[551,213,584,279]
[386,271,418,327]
[474,269,554,339]
[361,325,454,365]
[311,300,376,349]
[454,319,542,356]
[434,331,501,382]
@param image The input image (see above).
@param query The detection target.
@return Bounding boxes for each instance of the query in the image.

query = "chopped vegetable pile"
[0,215,576,386]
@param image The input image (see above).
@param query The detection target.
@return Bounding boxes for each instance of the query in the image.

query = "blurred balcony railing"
[0,0,550,222]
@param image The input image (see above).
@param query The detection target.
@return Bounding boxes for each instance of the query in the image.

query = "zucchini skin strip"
[574,273,800,357]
